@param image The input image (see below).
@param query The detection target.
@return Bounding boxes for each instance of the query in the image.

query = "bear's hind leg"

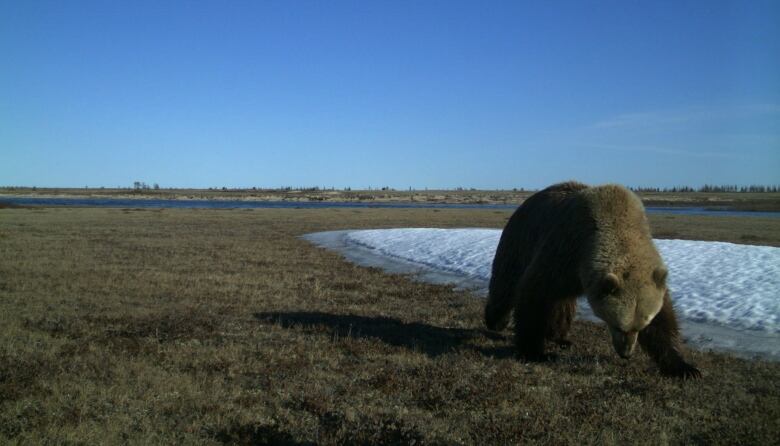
[638,291,701,379]
[546,298,577,347]
[513,301,547,361]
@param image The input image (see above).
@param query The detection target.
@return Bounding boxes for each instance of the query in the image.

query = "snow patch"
[304,229,780,361]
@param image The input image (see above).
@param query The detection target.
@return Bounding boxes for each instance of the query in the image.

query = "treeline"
[207,186,342,192]
[133,181,160,190]
[630,185,780,193]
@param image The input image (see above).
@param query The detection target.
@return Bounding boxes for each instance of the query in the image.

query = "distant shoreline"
[2,187,780,211]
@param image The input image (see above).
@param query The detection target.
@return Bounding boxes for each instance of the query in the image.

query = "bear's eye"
[601,273,620,296]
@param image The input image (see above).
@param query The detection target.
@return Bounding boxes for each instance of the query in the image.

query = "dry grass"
[1,207,778,444]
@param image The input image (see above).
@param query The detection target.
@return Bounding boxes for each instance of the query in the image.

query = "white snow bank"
[344,229,780,334]
[304,229,780,361]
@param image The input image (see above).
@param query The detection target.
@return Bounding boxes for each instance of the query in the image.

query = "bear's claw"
[662,362,702,379]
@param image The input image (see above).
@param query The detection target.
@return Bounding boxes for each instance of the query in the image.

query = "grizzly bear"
[485,181,701,378]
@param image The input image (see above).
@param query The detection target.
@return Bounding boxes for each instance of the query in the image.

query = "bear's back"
[501,181,592,257]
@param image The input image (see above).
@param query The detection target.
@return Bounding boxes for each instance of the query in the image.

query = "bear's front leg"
[638,291,701,379]
[513,294,553,361]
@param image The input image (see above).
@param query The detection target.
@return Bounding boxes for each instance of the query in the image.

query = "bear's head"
[586,266,668,358]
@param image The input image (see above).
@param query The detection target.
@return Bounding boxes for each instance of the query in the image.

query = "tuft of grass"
[0,207,778,444]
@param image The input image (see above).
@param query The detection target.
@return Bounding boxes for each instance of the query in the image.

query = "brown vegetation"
[1,207,778,444]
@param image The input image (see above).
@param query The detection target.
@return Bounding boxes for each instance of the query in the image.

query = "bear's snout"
[609,326,638,359]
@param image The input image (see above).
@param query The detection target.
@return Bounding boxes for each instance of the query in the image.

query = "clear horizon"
[2,184,780,192]
[2,1,779,189]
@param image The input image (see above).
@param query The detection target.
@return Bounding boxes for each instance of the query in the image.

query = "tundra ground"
[1,207,778,444]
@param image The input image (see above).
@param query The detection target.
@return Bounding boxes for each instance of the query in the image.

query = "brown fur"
[486,181,700,378]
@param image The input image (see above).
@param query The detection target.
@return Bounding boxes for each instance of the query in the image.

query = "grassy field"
[1,207,779,444]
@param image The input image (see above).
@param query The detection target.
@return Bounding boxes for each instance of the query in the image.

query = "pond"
[1,196,778,218]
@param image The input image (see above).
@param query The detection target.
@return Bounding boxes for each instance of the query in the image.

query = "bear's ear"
[601,273,620,295]
[653,267,668,287]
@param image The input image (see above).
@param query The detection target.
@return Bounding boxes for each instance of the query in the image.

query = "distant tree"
[153,183,160,190]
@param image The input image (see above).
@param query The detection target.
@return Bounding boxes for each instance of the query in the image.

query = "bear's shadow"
[254,311,515,358]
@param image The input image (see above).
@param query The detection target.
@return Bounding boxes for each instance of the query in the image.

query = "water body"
[1,196,779,218]
[0,196,512,210]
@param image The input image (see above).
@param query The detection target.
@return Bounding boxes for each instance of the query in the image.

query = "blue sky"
[1,0,778,189]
